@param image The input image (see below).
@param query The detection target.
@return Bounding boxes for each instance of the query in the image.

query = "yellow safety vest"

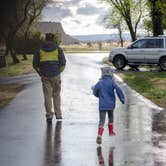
[40,49,59,62]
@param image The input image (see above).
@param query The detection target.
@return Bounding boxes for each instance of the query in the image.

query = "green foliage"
[161,1,166,29]
[143,18,153,34]
[147,0,165,35]
[13,31,44,54]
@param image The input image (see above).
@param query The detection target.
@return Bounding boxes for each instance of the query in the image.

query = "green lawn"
[119,72,166,108]
[0,54,34,109]
[0,84,24,110]
[0,54,34,77]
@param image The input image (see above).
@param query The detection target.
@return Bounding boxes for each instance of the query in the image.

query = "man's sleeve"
[33,51,41,76]
[58,47,66,72]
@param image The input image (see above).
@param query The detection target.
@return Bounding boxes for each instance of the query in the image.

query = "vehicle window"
[145,39,164,48]
[154,39,163,48]
[131,39,149,48]
[131,39,163,48]
[145,39,155,48]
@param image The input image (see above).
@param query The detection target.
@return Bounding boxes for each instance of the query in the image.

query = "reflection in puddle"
[152,109,166,166]
[152,110,166,134]
[115,87,157,165]
[97,146,114,166]
[43,121,62,166]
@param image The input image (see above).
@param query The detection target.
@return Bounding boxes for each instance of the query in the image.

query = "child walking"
[93,67,125,144]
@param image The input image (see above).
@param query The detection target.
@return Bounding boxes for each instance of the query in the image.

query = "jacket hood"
[101,67,114,78]
[41,42,57,52]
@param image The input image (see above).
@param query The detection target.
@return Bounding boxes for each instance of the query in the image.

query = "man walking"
[33,33,66,123]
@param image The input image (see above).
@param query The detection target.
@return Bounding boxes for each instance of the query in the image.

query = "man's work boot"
[96,127,104,144]
[56,115,62,120]
[55,112,62,120]
[108,123,115,136]
[46,118,52,123]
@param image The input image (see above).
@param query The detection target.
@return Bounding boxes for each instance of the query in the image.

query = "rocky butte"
[36,22,79,45]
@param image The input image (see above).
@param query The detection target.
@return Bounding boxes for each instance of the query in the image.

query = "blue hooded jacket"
[93,76,125,111]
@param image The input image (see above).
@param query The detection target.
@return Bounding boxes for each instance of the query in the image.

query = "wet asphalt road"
[0,53,166,166]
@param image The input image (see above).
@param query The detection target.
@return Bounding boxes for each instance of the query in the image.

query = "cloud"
[65,0,82,6]
[77,3,102,15]
[85,24,90,27]
[50,0,82,7]
[42,0,81,21]
[42,6,73,21]
[72,19,81,24]
[42,0,111,35]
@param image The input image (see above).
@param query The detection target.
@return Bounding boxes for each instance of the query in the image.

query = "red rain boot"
[96,127,104,144]
[108,123,115,136]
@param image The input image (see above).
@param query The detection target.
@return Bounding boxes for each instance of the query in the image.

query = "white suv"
[109,36,166,71]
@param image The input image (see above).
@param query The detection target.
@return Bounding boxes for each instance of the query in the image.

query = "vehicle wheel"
[159,57,166,71]
[113,55,126,70]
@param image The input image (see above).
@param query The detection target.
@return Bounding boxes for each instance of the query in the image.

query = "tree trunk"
[152,10,163,36]
[5,46,9,56]
[10,48,20,64]
[7,41,20,64]
[22,53,27,60]
[149,0,163,36]
[118,25,123,47]
[127,21,137,41]
[124,16,137,41]
[22,29,30,61]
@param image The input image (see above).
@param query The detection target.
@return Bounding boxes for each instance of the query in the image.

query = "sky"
[42,0,116,35]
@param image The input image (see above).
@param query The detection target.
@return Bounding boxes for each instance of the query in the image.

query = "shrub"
[13,31,44,54]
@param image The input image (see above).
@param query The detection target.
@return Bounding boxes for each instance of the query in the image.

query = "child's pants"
[99,110,113,127]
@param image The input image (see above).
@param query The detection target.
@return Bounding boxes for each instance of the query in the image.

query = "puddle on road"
[152,109,166,166]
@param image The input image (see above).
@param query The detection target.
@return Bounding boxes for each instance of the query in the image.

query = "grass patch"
[62,43,112,52]
[119,72,166,108]
[0,54,34,77]
[62,42,130,52]
[0,84,24,109]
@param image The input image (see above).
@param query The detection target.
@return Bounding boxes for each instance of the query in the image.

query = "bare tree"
[100,0,145,41]
[103,8,125,47]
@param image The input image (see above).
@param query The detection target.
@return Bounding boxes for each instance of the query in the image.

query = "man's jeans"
[99,110,114,127]
[41,75,61,119]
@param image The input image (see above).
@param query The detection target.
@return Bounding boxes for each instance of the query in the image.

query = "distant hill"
[36,22,80,45]
[72,34,132,42]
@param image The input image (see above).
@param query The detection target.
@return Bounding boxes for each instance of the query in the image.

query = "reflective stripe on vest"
[40,49,59,62]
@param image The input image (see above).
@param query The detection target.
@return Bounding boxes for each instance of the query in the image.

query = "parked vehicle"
[108,36,166,71]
